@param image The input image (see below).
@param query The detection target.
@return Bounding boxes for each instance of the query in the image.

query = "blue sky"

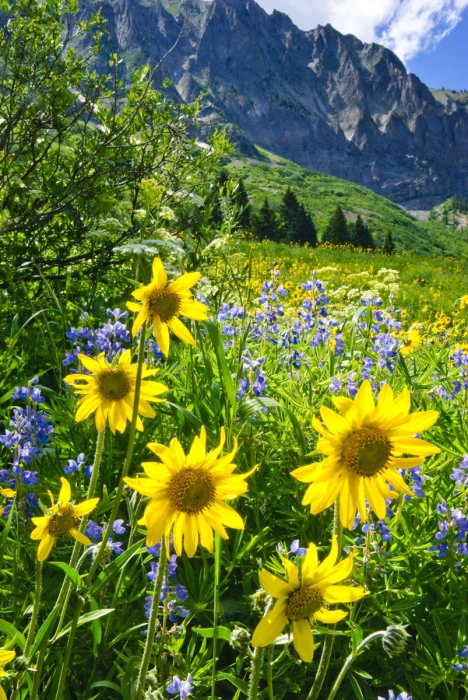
[407,9,468,90]
[255,0,468,91]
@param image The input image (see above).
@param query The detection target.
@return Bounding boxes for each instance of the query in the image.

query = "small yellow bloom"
[127,257,208,356]
[124,427,255,557]
[252,538,366,662]
[292,381,440,529]
[400,328,423,356]
[30,478,98,562]
[0,489,15,498]
[64,349,167,434]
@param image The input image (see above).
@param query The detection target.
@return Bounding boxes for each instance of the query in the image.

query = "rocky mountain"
[75,0,468,208]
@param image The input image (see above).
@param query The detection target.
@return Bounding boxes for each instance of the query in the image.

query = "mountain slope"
[75,0,468,208]
[225,148,468,258]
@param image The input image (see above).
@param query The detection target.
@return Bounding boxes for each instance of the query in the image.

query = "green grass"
[226,147,468,259]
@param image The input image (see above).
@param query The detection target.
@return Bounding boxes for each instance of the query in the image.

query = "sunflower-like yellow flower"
[0,488,15,518]
[30,478,98,562]
[124,427,255,557]
[400,328,423,356]
[64,349,167,434]
[252,537,366,662]
[127,257,208,356]
[0,648,15,700]
[292,381,440,529]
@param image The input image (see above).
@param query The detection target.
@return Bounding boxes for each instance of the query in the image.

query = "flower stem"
[326,632,385,700]
[11,560,42,699]
[306,498,342,700]
[53,326,147,700]
[54,428,106,637]
[25,560,42,656]
[211,532,221,700]
[247,646,265,700]
[267,645,274,700]
[248,598,273,700]
[86,323,147,583]
[134,544,167,700]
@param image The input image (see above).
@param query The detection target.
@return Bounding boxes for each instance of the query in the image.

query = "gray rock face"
[76,0,468,207]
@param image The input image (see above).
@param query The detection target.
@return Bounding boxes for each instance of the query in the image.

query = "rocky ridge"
[75,0,468,207]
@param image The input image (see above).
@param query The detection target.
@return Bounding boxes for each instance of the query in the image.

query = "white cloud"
[254,0,468,61]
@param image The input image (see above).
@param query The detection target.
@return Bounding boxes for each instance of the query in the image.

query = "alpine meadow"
[2,2,468,700]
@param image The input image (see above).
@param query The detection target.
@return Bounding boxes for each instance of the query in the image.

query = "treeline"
[220,174,395,253]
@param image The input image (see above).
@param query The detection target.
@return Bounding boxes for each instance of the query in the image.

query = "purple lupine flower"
[289,539,308,556]
[167,674,193,699]
[378,691,412,700]
[113,519,126,535]
[85,521,103,543]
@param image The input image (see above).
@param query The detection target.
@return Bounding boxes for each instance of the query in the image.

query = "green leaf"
[88,539,144,597]
[204,321,236,409]
[29,606,60,657]
[0,495,16,568]
[193,626,232,642]
[415,624,439,657]
[167,401,202,430]
[0,620,26,650]
[349,673,365,700]
[90,597,103,656]
[90,681,123,695]
[433,612,453,661]
[55,609,114,641]
[48,561,81,589]
[217,672,249,695]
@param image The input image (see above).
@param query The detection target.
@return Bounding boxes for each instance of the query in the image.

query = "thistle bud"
[230,626,251,652]
[13,655,29,672]
[251,590,270,614]
[382,625,411,657]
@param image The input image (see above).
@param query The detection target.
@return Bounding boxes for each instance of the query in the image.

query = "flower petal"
[314,608,348,624]
[259,569,291,599]
[58,478,71,507]
[37,535,55,562]
[322,585,367,604]
[292,619,314,662]
[252,600,288,647]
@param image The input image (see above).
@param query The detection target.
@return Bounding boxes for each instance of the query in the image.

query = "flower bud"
[230,626,251,652]
[13,655,29,672]
[382,625,411,657]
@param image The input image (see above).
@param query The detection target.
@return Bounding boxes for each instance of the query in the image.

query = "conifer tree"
[350,214,375,249]
[322,205,350,245]
[251,199,281,241]
[234,178,251,229]
[383,231,396,255]
[278,187,317,246]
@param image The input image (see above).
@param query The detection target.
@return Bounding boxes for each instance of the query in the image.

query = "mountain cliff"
[75,0,468,208]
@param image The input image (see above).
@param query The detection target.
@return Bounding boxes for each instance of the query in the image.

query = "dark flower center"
[149,291,180,322]
[97,369,130,401]
[48,506,79,537]
[168,469,216,514]
[342,427,392,477]
[286,586,324,620]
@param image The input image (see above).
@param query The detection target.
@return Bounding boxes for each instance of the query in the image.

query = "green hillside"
[225,147,468,258]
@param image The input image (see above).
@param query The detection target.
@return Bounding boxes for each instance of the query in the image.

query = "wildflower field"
[2,236,468,700]
[2,2,468,698]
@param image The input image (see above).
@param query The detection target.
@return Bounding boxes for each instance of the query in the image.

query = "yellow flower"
[64,349,167,434]
[0,648,15,700]
[292,381,440,529]
[124,427,255,557]
[400,328,423,356]
[251,537,366,662]
[30,478,99,562]
[127,257,208,356]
